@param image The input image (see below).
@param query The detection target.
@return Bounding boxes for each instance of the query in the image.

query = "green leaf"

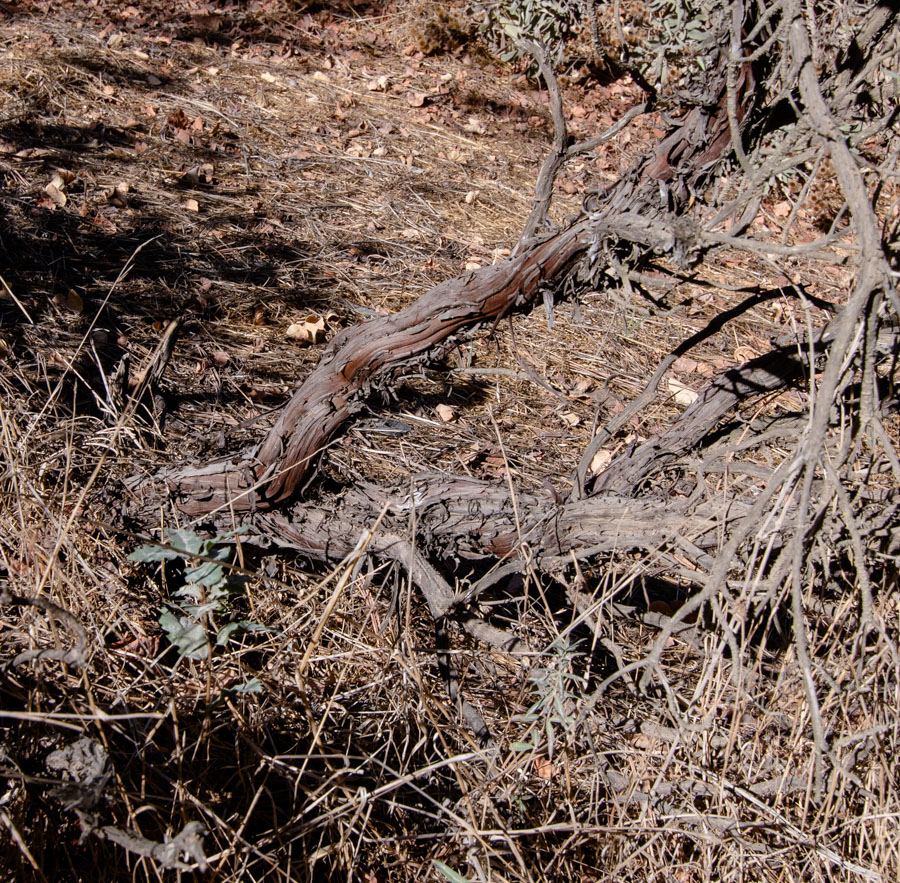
[166,528,204,556]
[185,543,232,587]
[222,678,263,694]
[433,860,472,883]
[159,608,207,659]
[510,741,535,752]
[216,620,272,647]
[128,542,180,563]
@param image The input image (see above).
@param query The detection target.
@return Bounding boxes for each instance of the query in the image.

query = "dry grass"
[0,1,898,881]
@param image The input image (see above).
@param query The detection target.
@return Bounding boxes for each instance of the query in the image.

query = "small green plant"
[129,527,269,659]
[512,637,586,759]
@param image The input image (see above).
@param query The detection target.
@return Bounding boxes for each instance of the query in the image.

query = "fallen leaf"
[286,314,327,344]
[106,181,130,205]
[53,289,83,313]
[667,378,698,406]
[561,412,580,426]
[572,377,592,394]
[435,404,455,423]
[589,449,613,475]
[672,356,701,373]
[184,198,200,212]
[44,182,66,207]
[533,756,555,780]
[464,190,478,204]
[167,108,189,129]
[772,199,792,218]
[406,92,428,107]
[463,116,487,135]
[212,351,229,366]
[260,72,277,83]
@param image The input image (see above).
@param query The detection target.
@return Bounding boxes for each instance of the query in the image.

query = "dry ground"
[0,1,897,881]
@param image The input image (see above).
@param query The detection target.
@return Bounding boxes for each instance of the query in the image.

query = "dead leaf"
[260,72,277,84]
[435,404,455,423]
[589,449,613,475]
[167,108,189,129]
[106,182,130,206]
[110,634,159,658]
[53,289,83,313]
[772,199,792,218]
[406,92,428,107]
[44,182,66,207]
[212,351,229,367]
[464,190,478,204]
[561,413,580,427]
[184,198,200,212]
[572,377,592,394]
[667,378,698,406]
[533,756,555,780]
[463,116,487,135]
[286,314,327,345]
[672,356,701,373]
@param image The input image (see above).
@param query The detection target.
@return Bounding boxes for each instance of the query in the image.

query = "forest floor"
[0,1,895,881]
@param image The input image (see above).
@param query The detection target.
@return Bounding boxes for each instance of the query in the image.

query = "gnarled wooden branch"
[155,50,758,518]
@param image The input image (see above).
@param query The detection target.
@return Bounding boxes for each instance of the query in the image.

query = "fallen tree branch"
[149,18,759,518]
